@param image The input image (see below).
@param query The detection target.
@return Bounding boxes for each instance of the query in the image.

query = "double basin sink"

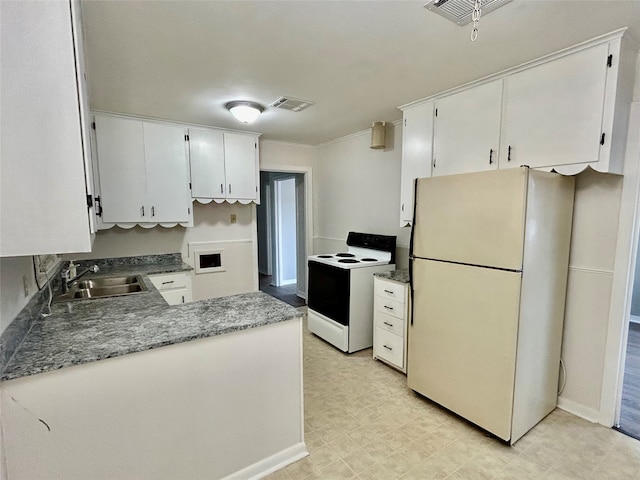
[55,275,148,302]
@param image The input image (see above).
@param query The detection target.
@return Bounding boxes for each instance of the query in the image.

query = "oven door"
[308,260,351,326]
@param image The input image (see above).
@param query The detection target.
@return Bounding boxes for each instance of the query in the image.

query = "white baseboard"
[222,442,309,480]
[557,397,602,425]
[630,315,640,325]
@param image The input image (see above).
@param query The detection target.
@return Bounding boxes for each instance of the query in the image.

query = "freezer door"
[412,168,527,271]
[408,259,522,442]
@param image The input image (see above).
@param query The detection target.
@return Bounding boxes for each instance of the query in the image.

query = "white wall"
[68,202,257,301]
[0,257,38,336]
[313,123,411,267]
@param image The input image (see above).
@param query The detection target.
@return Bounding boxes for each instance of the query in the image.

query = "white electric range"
[307,232,396,353]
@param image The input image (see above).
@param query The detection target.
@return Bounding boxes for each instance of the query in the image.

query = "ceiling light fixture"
[226,101,264,124]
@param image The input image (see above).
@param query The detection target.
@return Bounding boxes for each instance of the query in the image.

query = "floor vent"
[424,0,512,26]
[269,97,315,112]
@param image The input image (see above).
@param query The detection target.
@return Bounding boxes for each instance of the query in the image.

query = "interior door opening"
[618,243,640,440]
[256,170,307,307]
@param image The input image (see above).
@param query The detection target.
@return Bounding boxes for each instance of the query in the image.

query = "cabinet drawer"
[374,327,403,368]
[149,272,189,291]
[375,311,404,336]
[162,289,192,305]
[374,296,405,320]
[374,279,407,304]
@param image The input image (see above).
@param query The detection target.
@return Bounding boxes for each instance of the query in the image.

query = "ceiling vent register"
[269,96,315,112]
[424,0,512,26]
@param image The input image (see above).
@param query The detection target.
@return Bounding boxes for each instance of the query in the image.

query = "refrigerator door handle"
[409,257,415,326]
[409,177,418,326]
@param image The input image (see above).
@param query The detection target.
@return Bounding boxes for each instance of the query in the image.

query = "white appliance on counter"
[408,167,575,444]
[308,232,396,353]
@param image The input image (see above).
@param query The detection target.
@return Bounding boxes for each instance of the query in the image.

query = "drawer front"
[375,310,404,336]
[374,279,407,304]
[149,272,188,291]
[374,327,404,368]
[374,295,405,320]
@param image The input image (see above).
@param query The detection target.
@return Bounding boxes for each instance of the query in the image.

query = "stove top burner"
[335,253,355,258]
[361,258,378,262]
[318,255,333,258]
[338,259,360,263]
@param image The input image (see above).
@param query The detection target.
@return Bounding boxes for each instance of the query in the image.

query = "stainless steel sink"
[55,274,148,302]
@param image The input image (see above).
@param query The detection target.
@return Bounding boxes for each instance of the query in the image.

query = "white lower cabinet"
[149,272,193,305]
[373,276,409,373]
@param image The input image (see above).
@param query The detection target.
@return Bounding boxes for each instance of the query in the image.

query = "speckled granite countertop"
[374,270,410,283]
[0,257,303,382]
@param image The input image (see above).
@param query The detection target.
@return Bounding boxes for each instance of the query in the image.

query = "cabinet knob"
[383,321,393,327]
[489,149,494,165]
[229,184,232,194]
[508,145,512,162]
[384,289,394,294]
[383,345,393,351]
[220,184,223,194]
[384,305,394,311]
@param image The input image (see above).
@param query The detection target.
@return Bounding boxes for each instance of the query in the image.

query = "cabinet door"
[500,44,609,169]
[94,115,147,223]
[400,102,433,226]
[143,122,191,223]
[224,133,258,201]
[189,129,226,199]
[433,80,502,177]
[1,0,92,256]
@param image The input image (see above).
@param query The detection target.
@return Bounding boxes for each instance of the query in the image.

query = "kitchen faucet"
[61,264,99,293]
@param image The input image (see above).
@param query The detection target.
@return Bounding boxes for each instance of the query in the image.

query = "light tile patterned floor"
[266,311,640,480]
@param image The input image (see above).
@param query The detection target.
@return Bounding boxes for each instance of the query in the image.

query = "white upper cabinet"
[93,114,192,228]
[399,30,634,184]
[1,0,94,256]
[189,129,226,199]
[399,102,434,227]
[189,129,260,204]
[432,80,503,177]
[500,43,609,171]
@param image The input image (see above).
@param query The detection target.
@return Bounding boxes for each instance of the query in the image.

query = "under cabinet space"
[189,129,260,204]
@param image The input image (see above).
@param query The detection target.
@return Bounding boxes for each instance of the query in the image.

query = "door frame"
[601,101,640,427]
[260,165,313,299]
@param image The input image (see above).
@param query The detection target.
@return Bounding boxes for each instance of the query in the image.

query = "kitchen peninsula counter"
[0,257,303,381]
[1,256,307,480]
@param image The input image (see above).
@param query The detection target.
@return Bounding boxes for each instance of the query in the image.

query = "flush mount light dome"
[225,101,264,124]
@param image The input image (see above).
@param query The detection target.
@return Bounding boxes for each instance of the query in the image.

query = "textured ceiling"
[81,0,640,145]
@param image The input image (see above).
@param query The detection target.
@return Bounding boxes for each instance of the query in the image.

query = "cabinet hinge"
[255,143,257,149]
[607,54,613,68]
[404,118,407,127]
[86,194,93,208]
[184,134,190,141]
[91,121,96,130]
[188,207,191,214]
[600,132,606,145]
[189,182,192,189]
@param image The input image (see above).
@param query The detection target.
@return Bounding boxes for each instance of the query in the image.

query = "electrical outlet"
[230,214,237,224]
[23,275,29,298]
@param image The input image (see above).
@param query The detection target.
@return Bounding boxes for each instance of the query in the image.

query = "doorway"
[256,170,309,307]
[618,244,640,440]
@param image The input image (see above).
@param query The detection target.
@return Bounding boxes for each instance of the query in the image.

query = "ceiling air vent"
[269,96,315,112]
[424,0,512,26]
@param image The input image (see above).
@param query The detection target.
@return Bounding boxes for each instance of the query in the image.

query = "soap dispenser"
[68,261,77,279]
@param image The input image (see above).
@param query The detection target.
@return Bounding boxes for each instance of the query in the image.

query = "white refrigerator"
[408,167,575,444]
